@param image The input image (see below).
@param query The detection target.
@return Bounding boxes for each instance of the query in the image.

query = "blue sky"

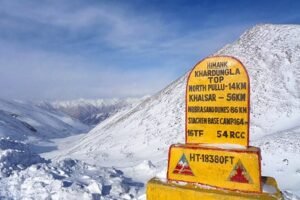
[0,0,300,100]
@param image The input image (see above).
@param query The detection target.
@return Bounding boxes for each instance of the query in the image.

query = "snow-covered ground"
[0,24,299,199]
[253,126,300,198]
[0,138,144,199]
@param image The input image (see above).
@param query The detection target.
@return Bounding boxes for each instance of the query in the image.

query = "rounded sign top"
[186,56,250,147]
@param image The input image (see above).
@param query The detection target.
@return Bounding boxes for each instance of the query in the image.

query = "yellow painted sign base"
[147,177,283,200]
[167,144,261,193]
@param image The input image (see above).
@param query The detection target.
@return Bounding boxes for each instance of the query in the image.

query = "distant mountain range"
[37,97,147,126]
[0,95,147,147]
[0,98,88,142]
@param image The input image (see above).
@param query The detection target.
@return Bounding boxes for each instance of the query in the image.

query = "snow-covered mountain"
[38,98,145,126]
[56,24,300,195]
[0,99,88,141]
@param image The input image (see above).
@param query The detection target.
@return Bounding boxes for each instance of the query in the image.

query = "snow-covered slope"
[39,98,145,126]
[0,138,143,199]
[57,24,300,195]
[216,24,300,139]
[57,76,186,166]
[0,99,88,141]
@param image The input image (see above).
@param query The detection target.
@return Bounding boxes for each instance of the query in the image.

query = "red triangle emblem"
[228,160,253,184]
[173,154,194,176]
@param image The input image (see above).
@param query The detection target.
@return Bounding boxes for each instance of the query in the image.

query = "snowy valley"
[0,24,299,199]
